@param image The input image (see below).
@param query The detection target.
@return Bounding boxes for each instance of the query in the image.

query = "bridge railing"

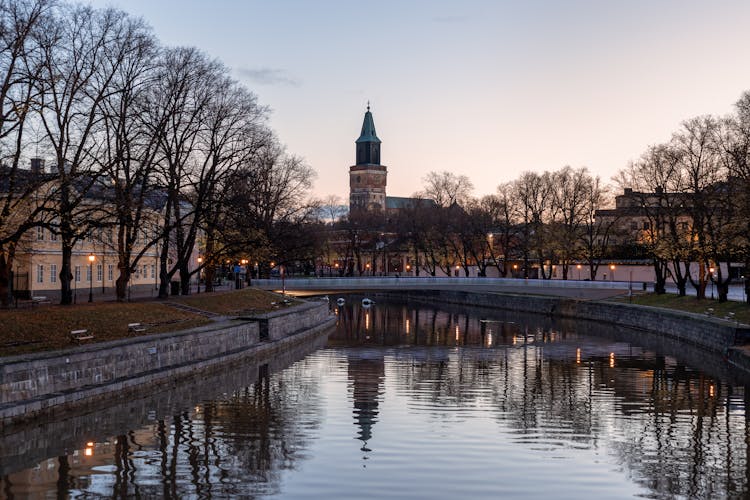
[252,276,639,290]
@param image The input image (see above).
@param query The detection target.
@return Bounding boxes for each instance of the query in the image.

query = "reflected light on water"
[5,297,750,499]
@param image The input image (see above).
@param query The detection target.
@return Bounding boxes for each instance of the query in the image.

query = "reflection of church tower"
[349,104,387,212]
[348,352,385,455]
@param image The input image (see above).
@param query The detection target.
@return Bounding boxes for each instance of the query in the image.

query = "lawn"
[614,293,750,325]
[0,288,290,357]
[170,287,298,315]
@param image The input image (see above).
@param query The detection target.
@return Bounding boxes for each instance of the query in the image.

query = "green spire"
[356,102,381,144]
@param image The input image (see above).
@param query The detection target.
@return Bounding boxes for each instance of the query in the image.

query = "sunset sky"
[88,0,750,200]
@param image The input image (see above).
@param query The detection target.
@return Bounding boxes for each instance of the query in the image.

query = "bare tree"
[0,0,54,305]
[94,15,160,301]
[420,170,473,208]
[36,5,144,304]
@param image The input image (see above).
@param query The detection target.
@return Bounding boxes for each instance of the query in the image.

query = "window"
[108,264,114,282]
[96,264,103,282]
[107,229,113,244]
[643,221,650,230]
[86,265,92,282]
[37,264,44,283]
[37,227,44,240]
[681,222,689,231]
[151,264,156,279]
[50,264,57,283]
[142,264,148,278]
[75,266,81,282]
[50,231,57,241]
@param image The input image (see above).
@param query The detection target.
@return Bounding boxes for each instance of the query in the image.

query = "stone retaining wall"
[389,290,750,353]
[0,301,334,428]
[0,325,330,476]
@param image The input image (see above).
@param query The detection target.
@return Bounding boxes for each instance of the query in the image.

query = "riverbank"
[0,299,334,429]
[375,289,750,370]
[0,288,295,356]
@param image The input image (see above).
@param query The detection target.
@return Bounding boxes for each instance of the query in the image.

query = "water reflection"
[3,297,750,498]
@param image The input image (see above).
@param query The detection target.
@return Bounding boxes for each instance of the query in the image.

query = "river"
[2,294,749,498]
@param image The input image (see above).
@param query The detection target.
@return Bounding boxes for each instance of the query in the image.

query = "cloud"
[236,67,301,86]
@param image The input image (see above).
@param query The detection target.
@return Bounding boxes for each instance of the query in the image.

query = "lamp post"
[512,263,518,278]
[88,253,95,302]
[709,266,715,299]
[577,264,582,280]
[609,264,616,282]
[197,257,202,293]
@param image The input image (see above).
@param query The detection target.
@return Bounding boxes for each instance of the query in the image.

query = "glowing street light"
[88,253,95,302]
[197,256,203,293]
[709,266,715,299]
[609,264,616,281]
[576,263,582,280]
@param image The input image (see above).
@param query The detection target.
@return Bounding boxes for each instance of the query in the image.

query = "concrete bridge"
[252,276,634,300]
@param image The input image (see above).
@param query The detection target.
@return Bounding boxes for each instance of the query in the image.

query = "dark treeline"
[0,0,318,305]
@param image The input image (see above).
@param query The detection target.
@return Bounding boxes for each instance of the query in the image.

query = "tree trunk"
[158,245,170,299]
[60,242,73,305]
[179,264,191,295]
[204,265,215,293]
[0,251,11,307]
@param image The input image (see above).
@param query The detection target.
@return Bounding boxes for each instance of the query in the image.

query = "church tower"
[349,104,387,212]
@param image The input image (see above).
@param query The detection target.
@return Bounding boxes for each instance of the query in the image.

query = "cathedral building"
[349,104,387,212]
[348,105,434,214]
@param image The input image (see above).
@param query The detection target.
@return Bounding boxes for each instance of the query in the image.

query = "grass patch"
[614,293,750,325]
[0,302,209,357]
[171,287,298,315]
[0,288,293,357]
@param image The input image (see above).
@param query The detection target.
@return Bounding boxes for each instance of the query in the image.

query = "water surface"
[2,295,749,498]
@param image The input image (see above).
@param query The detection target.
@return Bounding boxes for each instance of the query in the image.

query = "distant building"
[349,104,387,212]
[348,105,435,214]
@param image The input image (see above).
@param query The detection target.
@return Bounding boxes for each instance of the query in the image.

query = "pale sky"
[88,0,750,200]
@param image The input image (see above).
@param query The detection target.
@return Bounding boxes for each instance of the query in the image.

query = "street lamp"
[88,253,95,302]
[709,266,715,299]
[197,256,202,293]
[576,264,582,280]
[609,264,616,282]
[512,263,518,278]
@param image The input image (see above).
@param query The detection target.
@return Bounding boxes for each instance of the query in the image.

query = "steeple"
[355,103,381,165]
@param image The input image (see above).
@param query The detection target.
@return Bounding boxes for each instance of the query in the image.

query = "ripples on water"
[2,295,750,498]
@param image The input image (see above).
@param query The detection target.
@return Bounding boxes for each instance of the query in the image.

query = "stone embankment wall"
[0,301,334,428]
[392,290,750,353]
